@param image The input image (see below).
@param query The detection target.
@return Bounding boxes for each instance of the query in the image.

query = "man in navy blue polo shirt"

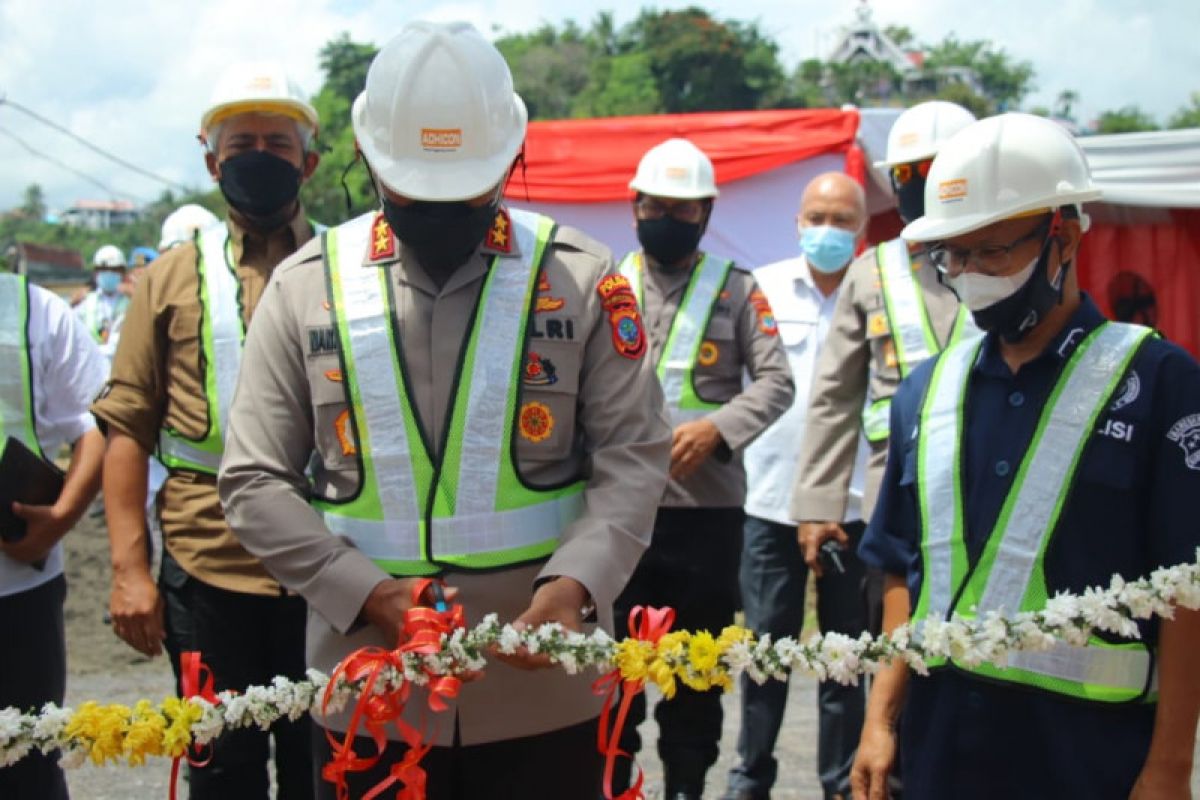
[852,113,1200,800]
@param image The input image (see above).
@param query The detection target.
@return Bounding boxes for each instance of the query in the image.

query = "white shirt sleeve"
[29,285,108,452]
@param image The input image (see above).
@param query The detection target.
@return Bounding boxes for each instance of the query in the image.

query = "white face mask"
[946,256,1037,311]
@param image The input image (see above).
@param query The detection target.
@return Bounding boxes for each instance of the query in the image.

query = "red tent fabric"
[1078,210,1200,357]
[511,108,860,202]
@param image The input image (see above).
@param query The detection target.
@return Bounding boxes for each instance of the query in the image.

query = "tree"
[317,34,377,109]
[1096,106,1159,134]
[934,82,991,119]
[923,35,1035,110]
[20,184,46,220]
[573,53,661,117]
[883,25,915,49]
[1054,90,1079,122]
[1168,92,1200,129]
[496,23,592,120]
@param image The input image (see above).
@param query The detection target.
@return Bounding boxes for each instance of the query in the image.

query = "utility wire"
[0,126,146,203]
[0,95,189,193]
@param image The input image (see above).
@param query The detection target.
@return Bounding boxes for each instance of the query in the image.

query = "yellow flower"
[124,701,166,765]
[615,639,655,683]
[716,625,753,649]
[160,697,202,757]
[65,702,132,765]
[647,658,677,699]
[655,631,690,663]
[687,631,720,674]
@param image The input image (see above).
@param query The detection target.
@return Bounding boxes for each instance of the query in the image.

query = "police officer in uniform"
[0,271,107,798]
[92,61,321,798]
[790,102,977,587]
[216,22,670,799]
[853,113,1200,800]
[612,138,794,800]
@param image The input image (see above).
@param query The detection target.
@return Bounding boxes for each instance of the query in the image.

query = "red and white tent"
[507,109,1200,357]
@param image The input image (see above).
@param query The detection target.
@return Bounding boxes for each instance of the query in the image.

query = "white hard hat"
[92,244,126,269]
[876,101,977,168]
[159,204,220,250]
[629,138,719,199]
[201,61,319,139]
[902,113,1102,242]
[351,21,528,202]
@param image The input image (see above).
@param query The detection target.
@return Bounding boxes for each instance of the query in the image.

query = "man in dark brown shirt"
[92,61,321,799]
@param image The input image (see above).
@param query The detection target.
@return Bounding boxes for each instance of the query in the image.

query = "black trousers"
[160,551,313,800]
[612,506,745,795]
[727,517,870,799]
[0,576,68,800]
[312,716,603,800]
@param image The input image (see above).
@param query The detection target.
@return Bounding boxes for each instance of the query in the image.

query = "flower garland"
[2,552,1197,772]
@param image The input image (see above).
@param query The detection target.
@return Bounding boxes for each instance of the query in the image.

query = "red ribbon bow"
[593,606,676,800]
[320,578,466,800]
[170,651,221,800]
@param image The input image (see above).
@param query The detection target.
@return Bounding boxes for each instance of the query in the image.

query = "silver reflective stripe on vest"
[878,238,934,374]
[157,226,239,472]
[976,323,1151,615]
[326,215,422,561]
[0,275,30,448]
[660,255,729,424]
[436,492,585,557]
[918,339,979,620]
[1007,641,1153,693]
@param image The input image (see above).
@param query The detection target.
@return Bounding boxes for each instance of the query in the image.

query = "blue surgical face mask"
[96,271,123,294]
[800,225,857,274]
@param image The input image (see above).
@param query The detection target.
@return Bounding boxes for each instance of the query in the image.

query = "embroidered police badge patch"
[519,401,554,443]
[523,352,558,386]
[1167,413,1200,471]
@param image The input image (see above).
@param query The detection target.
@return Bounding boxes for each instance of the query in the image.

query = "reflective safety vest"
[0,274,43,458]
[157,221,327,474]
[314,210,585,576]
[618,251,733,425]
[913,321,1156,703]
[157,225,240,474]
[861,239,981,443]
[78,291,129,343]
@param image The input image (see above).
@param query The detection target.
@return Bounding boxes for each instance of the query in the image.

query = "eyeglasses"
[928,216,1052,277]
[635,197,707,224]
[890,159,933,187]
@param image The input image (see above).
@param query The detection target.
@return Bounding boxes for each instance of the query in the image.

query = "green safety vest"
[618,251,733,424]
[861,239,980,443]
[314,209,585,576]
[912,321,1156,703]
[0,274,43,459]
[79,290,129,343]
[158,221,326,474]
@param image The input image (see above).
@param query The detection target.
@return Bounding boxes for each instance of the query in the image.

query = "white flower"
[496,626,523,655]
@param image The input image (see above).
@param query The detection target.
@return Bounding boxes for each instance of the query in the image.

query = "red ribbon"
[593,606,676,800]
[171,651,221,800]
[320,579,466,800]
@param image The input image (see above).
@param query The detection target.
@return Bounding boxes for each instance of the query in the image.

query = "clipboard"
[0,436,65,548]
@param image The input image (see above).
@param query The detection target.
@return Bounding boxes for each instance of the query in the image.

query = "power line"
[0,95,190,193]
[0,126,146,203]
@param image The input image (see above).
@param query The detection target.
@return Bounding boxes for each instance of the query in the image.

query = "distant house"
[9,241,87,293]
[825,1,985,105]
[59,199,143,230]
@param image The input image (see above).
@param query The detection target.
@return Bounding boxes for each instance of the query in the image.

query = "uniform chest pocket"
[1076,437,1138,490]
[514,341,579,462]
[776,318,817,350]
[306,356,354,470]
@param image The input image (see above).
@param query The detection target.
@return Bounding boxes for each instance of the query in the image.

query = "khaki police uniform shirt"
[218,211,671,745]
[636,252,794,508]
[789,246,961,522]
[92,209,315,596]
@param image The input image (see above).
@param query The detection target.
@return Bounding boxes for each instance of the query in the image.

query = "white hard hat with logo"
[902,113,1102,243]
[629,138,719,199]
[92,245,126,269]
[201,61,319,140]
[160,204,221,250]
[876,101,977,168]
[351,21,528,202]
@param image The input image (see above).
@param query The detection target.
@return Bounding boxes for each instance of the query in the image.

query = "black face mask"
[218,151,302,229]
[636,216,704,266]
[893,173,927,224]
[381,197,498,279]
[970,234,1069,343]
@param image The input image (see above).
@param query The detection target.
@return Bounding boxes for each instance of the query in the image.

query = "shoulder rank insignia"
[519,401,554,443]
[369,213,395,262]
[485,207,513,254]
[523,352,559,386]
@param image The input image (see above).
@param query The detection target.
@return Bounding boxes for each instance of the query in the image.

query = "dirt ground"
[56,513,1200,799]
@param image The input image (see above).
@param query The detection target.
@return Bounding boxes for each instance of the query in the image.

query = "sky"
[1,0,1196,211]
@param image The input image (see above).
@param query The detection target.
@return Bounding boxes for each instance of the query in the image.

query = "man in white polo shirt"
[723,172,869,800]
